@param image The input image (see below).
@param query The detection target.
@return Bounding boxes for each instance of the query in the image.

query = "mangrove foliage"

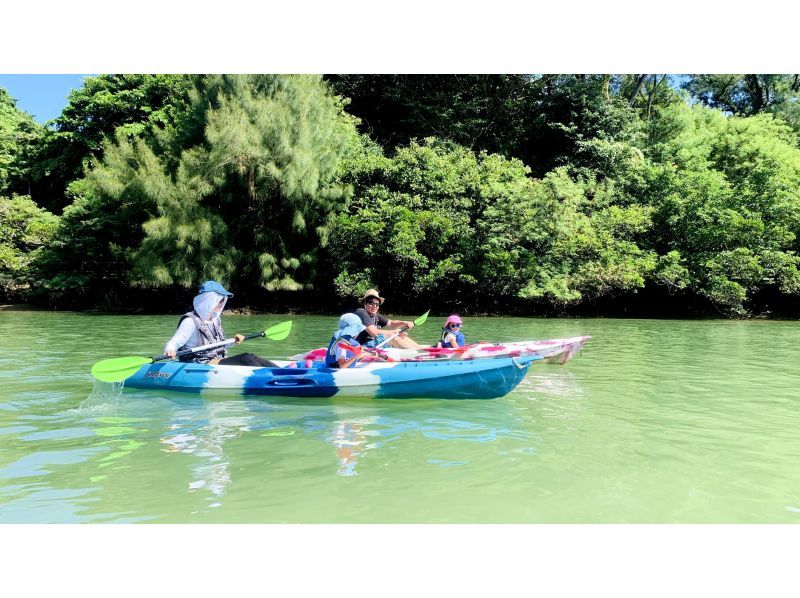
[3,74,800,316]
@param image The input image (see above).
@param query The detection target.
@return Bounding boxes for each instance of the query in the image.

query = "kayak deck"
[290,335,591,365]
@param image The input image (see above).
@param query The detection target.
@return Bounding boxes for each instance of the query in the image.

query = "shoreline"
[1,303,796,321]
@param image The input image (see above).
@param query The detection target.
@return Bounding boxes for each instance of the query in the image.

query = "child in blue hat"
[325,313,366,369]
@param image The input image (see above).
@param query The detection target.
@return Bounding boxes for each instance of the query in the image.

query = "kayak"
[124,353,542,399]
[290,335,591,365]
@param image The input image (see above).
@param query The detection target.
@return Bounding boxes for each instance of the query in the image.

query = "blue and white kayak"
[124,354,541,399]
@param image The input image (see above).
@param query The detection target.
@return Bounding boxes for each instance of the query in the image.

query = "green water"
[1,310,799,523]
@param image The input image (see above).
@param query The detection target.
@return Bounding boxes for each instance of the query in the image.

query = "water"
[2,311,799,523]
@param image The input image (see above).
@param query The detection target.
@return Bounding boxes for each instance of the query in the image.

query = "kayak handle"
[265,378,317,387]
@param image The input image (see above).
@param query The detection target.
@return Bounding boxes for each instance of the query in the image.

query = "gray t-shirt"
[352,307,389,344]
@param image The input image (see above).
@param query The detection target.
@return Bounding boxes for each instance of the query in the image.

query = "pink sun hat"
[444,315,462,326]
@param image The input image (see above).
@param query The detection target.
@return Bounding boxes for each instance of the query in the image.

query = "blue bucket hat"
[334,313,366,339]
[198,280,233,298]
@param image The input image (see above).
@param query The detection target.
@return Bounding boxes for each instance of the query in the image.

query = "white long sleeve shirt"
[164,317,204,354]
[164,291,228,355]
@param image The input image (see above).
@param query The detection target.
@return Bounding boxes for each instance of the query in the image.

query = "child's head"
[335,313,366,339]
[444,315,463,331]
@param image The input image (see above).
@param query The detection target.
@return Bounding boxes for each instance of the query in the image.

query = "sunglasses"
[449,323,462,328]
[365,301,381,307]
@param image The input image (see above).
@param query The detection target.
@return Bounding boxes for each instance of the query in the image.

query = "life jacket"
[437,327,466,348]
[326,334,359,368]
[177,311,228,364]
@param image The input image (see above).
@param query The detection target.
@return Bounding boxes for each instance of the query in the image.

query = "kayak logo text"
[145,371,172,379]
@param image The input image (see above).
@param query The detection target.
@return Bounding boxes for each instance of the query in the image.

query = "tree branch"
[628,74,648,107]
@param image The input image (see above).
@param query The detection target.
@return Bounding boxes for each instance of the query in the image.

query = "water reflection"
[328,417,377,476]
[160,401,250,509]
[91,417,148,482]
[517,369,586,401]
[322,399,541,476]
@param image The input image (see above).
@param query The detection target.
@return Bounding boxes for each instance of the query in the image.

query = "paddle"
[337,342,364,357]
[91,320,293,383]
[337,342,393,362]
[374,310,430,350]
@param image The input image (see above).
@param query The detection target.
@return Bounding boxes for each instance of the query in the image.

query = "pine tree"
[87,74,358,293]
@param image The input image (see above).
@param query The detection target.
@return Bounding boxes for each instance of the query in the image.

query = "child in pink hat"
[436,315,466,349]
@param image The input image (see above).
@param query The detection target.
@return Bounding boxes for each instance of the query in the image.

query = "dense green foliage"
[22,75,192,212]
[4,73,800,316]
[331,139,656,310]
[0,89,42,197]
[0,195,58,301]
[34,75,357,306]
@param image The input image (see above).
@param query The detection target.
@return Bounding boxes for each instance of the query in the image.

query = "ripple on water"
[0,447,106,480]
[4,314,800,523]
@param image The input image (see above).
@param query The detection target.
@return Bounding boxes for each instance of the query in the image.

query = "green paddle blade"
[414,310,430,327]
[91,356,154,383]
[264,320,292,340]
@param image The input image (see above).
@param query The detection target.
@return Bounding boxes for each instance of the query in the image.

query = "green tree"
[33,160,157,306]
[682,75,800,137]
[326,74,535,159]
[331,138,506,306]
[0,195,58,302]
[25,74,192,212]
[642,102,800,313]
[477,167,656,306]
[683,75,800,116]
[329,75,648,179]
[43,74,360,302]
[0,88,42,196]
[330,138,656,311]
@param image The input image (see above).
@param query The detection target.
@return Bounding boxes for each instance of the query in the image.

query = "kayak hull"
[124,354,540,399]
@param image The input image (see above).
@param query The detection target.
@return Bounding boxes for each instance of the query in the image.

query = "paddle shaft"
[374,326,410,350]
[374,310,429,350]
[150,331,264,362]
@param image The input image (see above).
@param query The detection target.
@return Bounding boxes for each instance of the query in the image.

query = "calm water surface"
[1,311,799,523]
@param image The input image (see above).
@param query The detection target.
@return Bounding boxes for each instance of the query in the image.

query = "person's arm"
[164,318,197,358]
[337,354,360,369]
[385,318,414,331]
[335,343,360,368]
[353,308,381,339]
[447,334,458,348]
[364,324,382,338]
[383,311,413,331]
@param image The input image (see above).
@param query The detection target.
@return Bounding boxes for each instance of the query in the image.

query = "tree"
[516,75,647,178]
[477,167,656,306]
[0,195,58,302]
[54,74,360,299]
[0,88,42,197]
[329,75,650,179]
[329,138,656,312]
[326,74,535,160]
[24,74,192,212]
[683,74,800,118]
[641,102,800,313]
[330,138,511,307]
